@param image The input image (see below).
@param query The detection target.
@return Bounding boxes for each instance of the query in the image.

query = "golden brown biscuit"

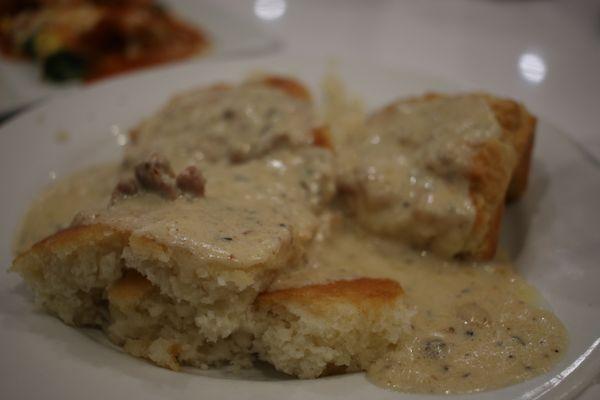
[482,95,537,201]
[12,142,335,370]
[417,93,536,201]
[339,94,517,260]
[254,279,412,378]
[412,93,537,257]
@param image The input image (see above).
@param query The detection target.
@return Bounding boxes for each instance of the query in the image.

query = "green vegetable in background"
[21,35,37,58]
[42,51,87,82]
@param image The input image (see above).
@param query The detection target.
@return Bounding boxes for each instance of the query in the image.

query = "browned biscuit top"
[257,278,403,309]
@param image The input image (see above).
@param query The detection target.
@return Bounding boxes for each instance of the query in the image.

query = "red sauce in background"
[0,0,209,82]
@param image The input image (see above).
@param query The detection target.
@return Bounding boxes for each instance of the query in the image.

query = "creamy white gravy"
[73,148,335,270]
[124,81,315,171]
[14,163,119,254]
[273,219,567,394]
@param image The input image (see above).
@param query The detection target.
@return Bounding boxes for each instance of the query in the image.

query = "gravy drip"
[273,220,567,394]
[14,163,119,254]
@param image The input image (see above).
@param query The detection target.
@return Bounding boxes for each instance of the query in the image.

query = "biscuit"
[12,146,335,368]
[338,95,519,259]
[254,278,412,378]
[125,75,322,170]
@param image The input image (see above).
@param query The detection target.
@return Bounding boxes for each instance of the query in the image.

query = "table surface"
[3,0,599,397]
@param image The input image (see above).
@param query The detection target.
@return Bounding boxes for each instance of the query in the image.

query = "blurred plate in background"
[0,0,279,115]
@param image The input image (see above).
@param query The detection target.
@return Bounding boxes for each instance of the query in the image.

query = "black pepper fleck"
[465,330,474,337]
[222,237,233,241]
[222,109,236,120]
[512,335,526,346]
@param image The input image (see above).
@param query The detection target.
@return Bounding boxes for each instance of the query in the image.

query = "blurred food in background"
[0,0,209,83]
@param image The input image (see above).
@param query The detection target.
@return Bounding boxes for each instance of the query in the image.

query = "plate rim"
[1,55,598,400]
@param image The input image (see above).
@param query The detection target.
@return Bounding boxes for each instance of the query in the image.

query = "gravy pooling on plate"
[273,219,567,393]
[13,74,567,394]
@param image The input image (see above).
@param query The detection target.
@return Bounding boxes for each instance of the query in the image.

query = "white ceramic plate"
[0,57,598,400]
[0,0,279,114]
